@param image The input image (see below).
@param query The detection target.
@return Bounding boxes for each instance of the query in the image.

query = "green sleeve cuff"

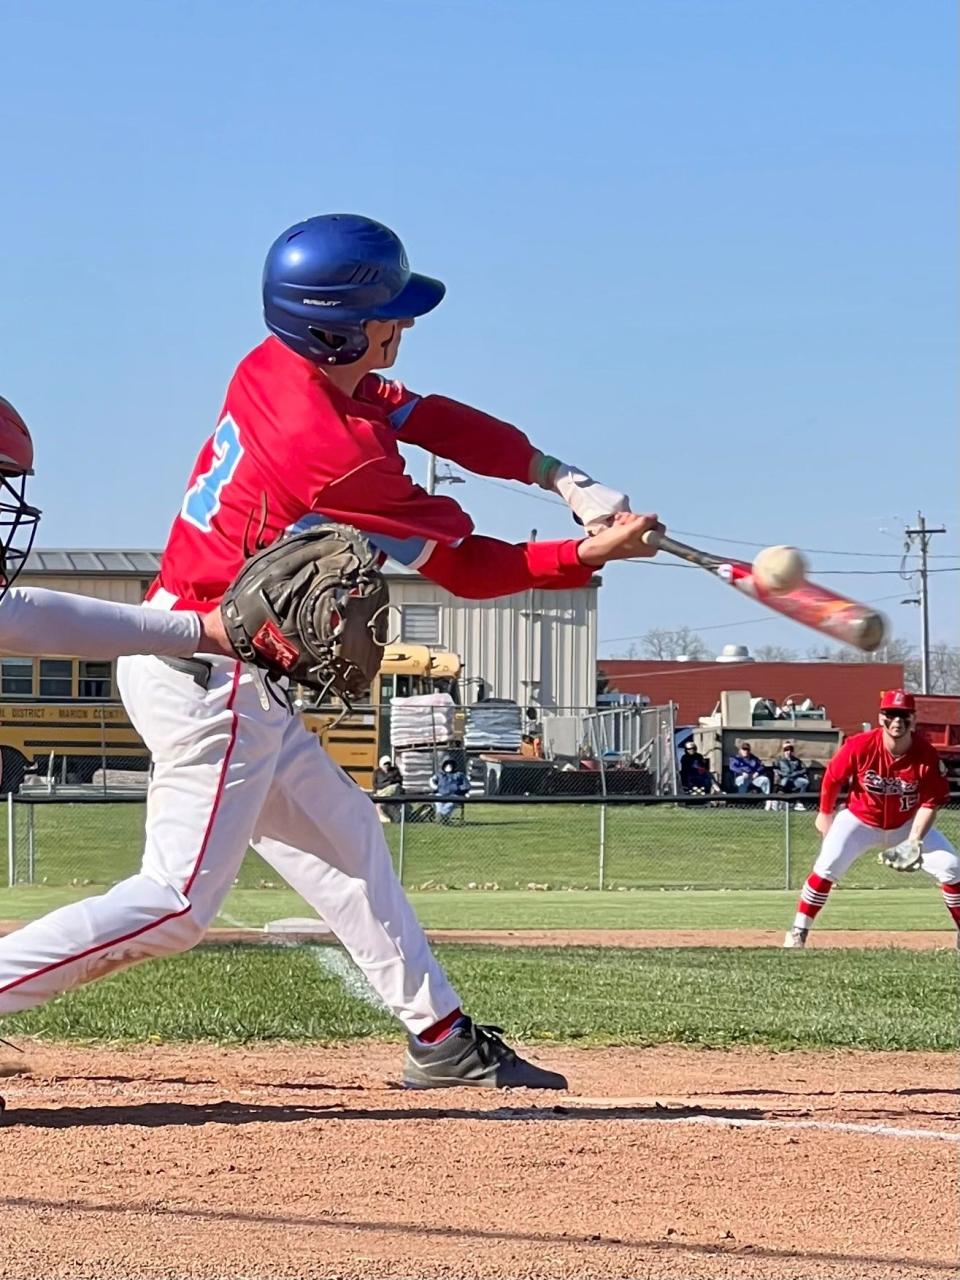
[533,453,561,490]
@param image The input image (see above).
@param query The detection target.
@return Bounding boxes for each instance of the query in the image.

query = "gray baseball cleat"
[783,926,809,949]
[403,1017,567,1090]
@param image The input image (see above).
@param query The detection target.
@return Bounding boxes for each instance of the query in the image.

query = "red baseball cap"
[880,689,915,712]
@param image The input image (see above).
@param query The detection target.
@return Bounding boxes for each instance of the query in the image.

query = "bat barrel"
[844,611,887,653]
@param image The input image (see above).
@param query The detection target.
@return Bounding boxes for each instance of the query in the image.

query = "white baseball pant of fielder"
[813,808,960,883]
[0,651,459,1032]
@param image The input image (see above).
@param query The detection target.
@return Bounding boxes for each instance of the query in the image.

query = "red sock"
[940,883,960,929]
[418,1007,464,1044]
[794,872,834,928]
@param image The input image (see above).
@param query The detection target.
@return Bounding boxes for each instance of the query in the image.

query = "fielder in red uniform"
[0,215,660,1092]
[784,689,959,948]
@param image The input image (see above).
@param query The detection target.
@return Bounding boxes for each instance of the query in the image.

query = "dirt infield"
[2,1042,957,1280]
[2,923,956,951]
[423,928,957,950]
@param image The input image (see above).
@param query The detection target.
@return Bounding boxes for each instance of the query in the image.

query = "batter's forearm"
[421,535,593,600]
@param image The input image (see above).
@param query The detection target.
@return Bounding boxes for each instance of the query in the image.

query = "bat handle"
[641,529,664,550]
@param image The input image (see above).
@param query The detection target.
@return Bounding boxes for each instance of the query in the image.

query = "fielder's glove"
[878,839,923,873]
[221,525,389,703]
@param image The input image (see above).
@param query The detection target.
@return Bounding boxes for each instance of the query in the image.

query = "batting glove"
[549,462,630,534]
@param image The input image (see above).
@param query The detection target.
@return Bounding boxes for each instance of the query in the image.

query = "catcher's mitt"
[221,525,389,702]
[878,839,923,873]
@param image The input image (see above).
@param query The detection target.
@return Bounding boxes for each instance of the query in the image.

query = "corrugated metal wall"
[390,578,599,709]
[19,564,599,711]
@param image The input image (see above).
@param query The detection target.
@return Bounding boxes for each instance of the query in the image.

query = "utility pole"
[904,511,947,694]
[425,454,464,495]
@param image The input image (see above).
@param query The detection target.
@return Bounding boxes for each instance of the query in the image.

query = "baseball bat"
[641,530,887,653]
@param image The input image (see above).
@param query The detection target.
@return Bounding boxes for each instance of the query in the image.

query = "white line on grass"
[216,910,385,1010]
[305,944,386,1011]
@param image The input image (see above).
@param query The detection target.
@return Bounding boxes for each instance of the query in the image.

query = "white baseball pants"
[813,808,960,883]
[0,654,459,1032]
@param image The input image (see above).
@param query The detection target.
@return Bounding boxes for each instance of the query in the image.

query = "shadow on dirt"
[3,1099,768,1128]
[0,1192,953,1275]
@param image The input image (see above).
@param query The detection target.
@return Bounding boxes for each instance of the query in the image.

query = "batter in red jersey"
[0,215,661,1093]
[784,689,959,948]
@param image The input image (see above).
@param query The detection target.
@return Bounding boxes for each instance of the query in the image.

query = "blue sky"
[1,0,956,658]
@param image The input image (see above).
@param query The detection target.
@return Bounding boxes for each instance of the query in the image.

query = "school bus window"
[79,660,112,699]
[1,657,34,697]
[39,659,73,699]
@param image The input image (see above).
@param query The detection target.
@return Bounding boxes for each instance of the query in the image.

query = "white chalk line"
[305,944,386,1011]
[216,911,385,1011]
[496,1107,960,1143]
[213,915,959,1144]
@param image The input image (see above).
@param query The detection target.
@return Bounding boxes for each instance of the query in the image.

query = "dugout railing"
[5,791,959,909]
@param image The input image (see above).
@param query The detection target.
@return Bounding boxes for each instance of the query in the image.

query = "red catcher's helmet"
[0,396,40,596]
[880,689,915,712]
[0,396,34,476]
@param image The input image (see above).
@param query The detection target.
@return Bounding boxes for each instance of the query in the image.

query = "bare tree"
[805,635,916,665]
[921,644,960,694]
[611,641,641,660]
[753,644,799,662]
[638,626,710,660]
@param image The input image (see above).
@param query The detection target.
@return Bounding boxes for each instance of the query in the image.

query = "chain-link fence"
[0,699,678,798]
[5,793,959,913]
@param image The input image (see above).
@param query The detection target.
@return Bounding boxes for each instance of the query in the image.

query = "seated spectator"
[729,742,771,796]
[774,741,809,809]
[679,739,714,794]
[372,754,404,824]
[430,756,470,823]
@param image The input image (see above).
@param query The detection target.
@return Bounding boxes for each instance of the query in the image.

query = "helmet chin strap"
[307,326,370,366]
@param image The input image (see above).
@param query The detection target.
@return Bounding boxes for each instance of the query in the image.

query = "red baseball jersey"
[819,728,949,829]
[149,338,591,612]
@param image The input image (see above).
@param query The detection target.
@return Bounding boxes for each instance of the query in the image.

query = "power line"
[468,474,960,560]
[618,559,960,577]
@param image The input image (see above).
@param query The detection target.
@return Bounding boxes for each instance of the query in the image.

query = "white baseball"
[752,544,807,592]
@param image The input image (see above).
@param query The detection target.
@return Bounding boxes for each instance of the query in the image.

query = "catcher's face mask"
[0,471,40,599]
[0,397,40,600]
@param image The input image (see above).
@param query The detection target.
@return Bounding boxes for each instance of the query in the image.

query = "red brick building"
[597,660,905,737]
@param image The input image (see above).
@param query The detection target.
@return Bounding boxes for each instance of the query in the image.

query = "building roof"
[23,549,163,576]
[23,547,600,586]
[598,658,906,738]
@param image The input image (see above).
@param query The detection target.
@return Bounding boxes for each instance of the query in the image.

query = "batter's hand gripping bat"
[641,531,887,653]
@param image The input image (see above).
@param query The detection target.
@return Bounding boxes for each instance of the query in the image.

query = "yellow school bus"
[300,643,461,789]
[0,646,461,792]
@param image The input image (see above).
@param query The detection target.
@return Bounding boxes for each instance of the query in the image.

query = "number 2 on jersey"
[181,416,244,532]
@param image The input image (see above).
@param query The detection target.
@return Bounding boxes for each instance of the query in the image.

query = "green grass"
[3,801,957,941]
[0,885,952,934]
[6,799,958,894]
[5,943,958,1051]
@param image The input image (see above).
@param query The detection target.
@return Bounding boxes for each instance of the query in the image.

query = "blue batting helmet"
[262,214,445,365]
